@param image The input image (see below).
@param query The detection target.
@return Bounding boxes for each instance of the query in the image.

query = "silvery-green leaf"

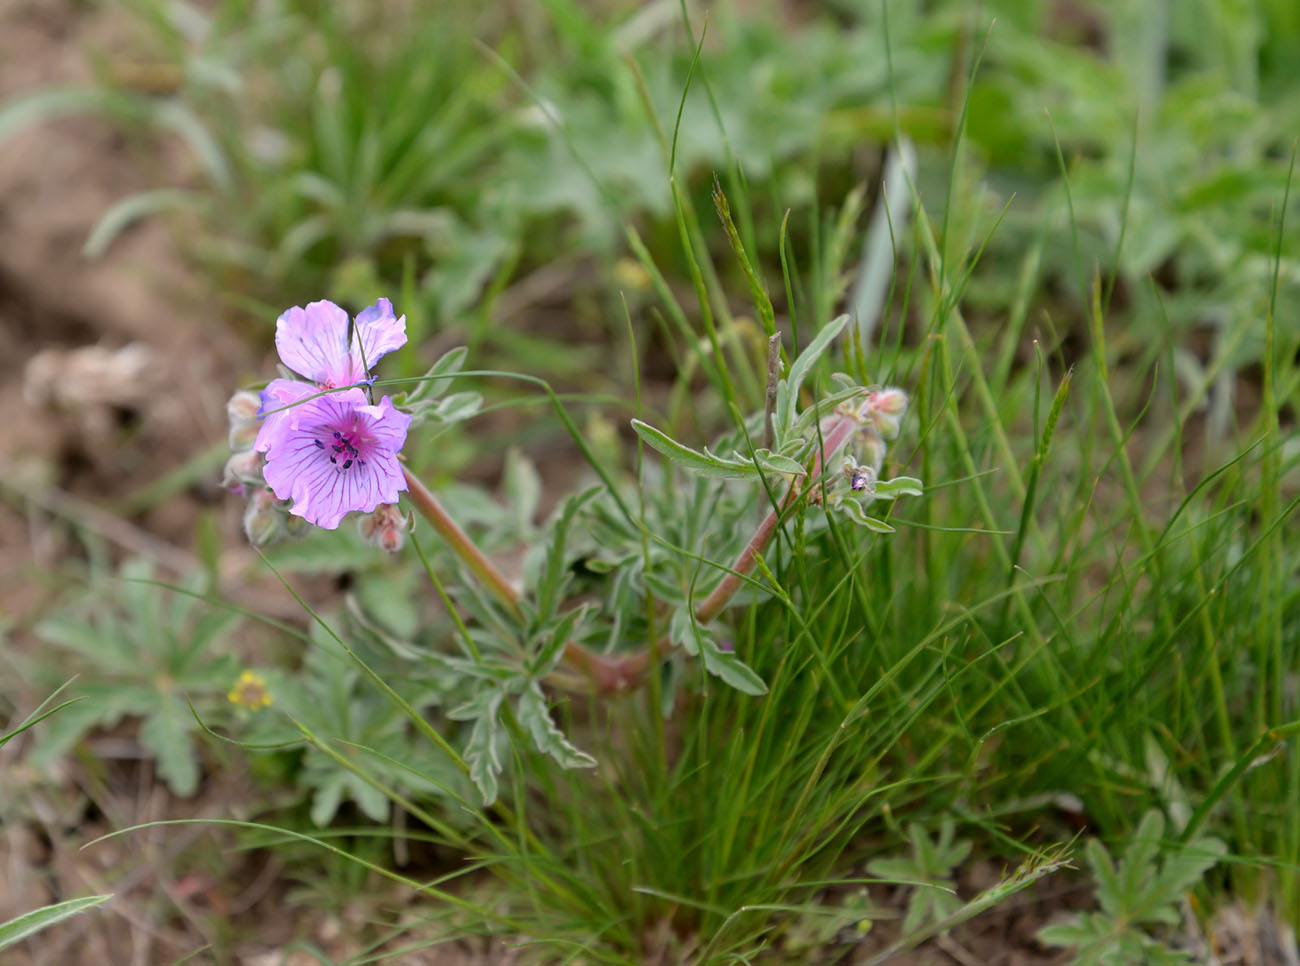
[701,643,767,696]
[504,447,542,535]
[840,500,895,533]
[632,420,804,480]
[789,384,867,438]
[404,345,468,404]
[740,449,807,476]
[0,895,112,953]
[432,391,482,424]
[776,314,850,439]
[669,607,701,657]
[464,693,504,805]
[873,476,924,499]
[517,683,596,769]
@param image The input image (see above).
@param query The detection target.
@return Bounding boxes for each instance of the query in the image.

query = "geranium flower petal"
[351,298,407,374]
[275,300,353,386]
[254,378,318,453]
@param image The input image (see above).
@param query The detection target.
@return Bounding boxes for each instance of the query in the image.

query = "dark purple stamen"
[321,426,364,473]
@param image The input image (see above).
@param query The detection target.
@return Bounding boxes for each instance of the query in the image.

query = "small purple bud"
[848,463,876,495]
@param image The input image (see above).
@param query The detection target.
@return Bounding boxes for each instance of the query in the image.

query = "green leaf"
[701,646,768,696]
[458,692,504,806]
[0,87,130,144]
[671,610,768,695]
[429,391,483,425]
[872,476,924,499]
[348,773,392,824]
[310,773,346,828]
[151,101,232,191]
[866,819,970,937]
[403,345,468,404]
[1041,811,1222,961]
[83,189,199,259]
[631,420,805,480]
[533,488,599,627]
[775,313,850,439]
[530,605,589,677]
[0,895,112,952]
[504,447,543,535]
[839,501,896,533]
[517,683,596,769]
[140,700,200,797]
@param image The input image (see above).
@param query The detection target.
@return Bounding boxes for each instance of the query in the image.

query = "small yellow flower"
[228,669,273,711]
[612,258,651,292]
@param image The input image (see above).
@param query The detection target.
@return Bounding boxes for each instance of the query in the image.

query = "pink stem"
[693,412,859,624]
[403,466,522,615]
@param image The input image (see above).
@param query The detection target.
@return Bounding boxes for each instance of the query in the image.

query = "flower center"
[314,427,368,472]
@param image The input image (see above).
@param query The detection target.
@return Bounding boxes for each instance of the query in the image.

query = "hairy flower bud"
[858,432,887,476]
[358,502,411,553]
[243,489,285,546]
[872,387,908,415]
[859,387,908,440]
[222,449,264,492]
[227,389,263,451]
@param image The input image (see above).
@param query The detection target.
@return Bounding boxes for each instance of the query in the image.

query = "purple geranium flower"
[253,299,411,529]
[261,388,411,529]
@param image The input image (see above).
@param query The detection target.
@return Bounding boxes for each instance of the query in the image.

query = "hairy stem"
[402,466,522,615]
[694,411,859,624]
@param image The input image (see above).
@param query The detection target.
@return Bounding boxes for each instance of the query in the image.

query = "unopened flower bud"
[223,449,264,492]
[849,464,876,494]
[859,388,908,440]
[243,489,284,546]
[284,510,309,536]
[227,389,263,450]
[873,388,908,415]
[858,433,887,476]
[358,502,411,553]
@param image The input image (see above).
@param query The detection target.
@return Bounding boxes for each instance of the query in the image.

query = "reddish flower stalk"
[693,411,859,624]
[402,466,522,615]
